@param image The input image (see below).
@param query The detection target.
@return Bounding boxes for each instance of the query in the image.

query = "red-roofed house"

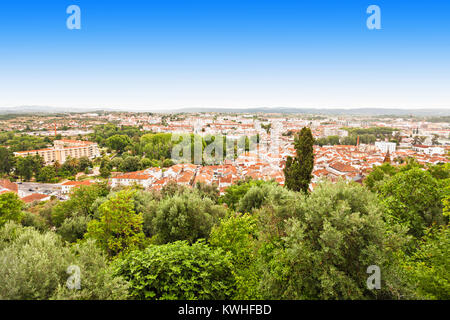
[328,162,358,177]
[21,193,51,204]
[110,171,153,188]
[0,179,25,197]
[61,180,93,194]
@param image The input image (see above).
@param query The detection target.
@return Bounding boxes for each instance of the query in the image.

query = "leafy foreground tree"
[259,180,415,300]
[284,127,314,193]
[219,178,273,210]
[52,240,130,300]
[150,190,226,244]
[0,222,129,300]
[380,168,445,238]
[364,163,398,193]
[237,181,296,215]
[52,182,109,227]
[400,226,449,300]
[0,192,24,227]
[86,189,145,257]
[209,213,261,299]
[113,240,236,300]
[57,215,92,243]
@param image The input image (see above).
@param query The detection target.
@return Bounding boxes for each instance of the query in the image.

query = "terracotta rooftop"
[21,193,49,203]
[113,172,151,180]
[61,180,93,186]
[0,179,18,193]
[329,162,358,173]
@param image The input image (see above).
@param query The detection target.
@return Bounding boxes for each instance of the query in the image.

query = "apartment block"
[14,139,100,164]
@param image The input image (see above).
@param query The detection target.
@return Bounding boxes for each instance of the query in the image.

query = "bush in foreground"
[113,240,236,300]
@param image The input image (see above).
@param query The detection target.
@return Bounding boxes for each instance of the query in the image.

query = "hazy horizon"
[1,105,450,116]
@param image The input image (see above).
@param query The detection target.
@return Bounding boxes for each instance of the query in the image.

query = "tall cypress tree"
[283,127,314,193]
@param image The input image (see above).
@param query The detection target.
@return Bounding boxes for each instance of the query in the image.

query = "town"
[0,110,448,203]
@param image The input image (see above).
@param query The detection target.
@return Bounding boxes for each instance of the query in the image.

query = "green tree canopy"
[52,182,109,226]
[151,190,226,244]
[209,213,260,299]
[401,225,449,299]
[106,134,132,153]
[85,189,145,257]
[0,192,24,227]
[0,147,15,174]
[113,240,236,300]
[219,178,274,210]
[381,168,445,237]
[259,180,414,300]
[0,222,129,300]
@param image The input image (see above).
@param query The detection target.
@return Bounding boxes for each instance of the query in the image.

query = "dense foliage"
[113,241,236,300]
[0,154,448,300]
[0,222,129,300]
[315,127,399,146]
[258,181,413,299]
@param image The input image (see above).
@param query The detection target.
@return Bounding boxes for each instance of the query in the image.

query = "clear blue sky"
[0,0,449,110]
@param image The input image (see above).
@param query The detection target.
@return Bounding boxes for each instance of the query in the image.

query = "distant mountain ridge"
[0,106,449,116]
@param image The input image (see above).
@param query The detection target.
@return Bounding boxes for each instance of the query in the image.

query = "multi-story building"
[14,139,100,164]
[375,141,396,154]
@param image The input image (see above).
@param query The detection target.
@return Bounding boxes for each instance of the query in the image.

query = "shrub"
[0,192,24,227]
[259,180,414,300]
[209,213,261,299]
[113,241,236,300]
[58,215,91,243]
[381,168,445,237]
[401,226,450,299]
[51,239,129,300]
[0,222,72,299]
[0,222,129,300]
[85,189,145,257]
[151,190,225,244]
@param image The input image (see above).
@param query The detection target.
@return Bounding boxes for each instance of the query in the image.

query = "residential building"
[14,139,100,164]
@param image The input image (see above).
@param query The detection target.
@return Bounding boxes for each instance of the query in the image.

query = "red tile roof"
[61,180,93,186]
[329,162,358,173]
[21,193,49,203]
[113,172,151,180]
[0,179,18,193]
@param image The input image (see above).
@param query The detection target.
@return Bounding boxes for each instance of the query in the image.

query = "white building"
[60,180,93,194]
[412,145,445,155]
[110,167,163,189]
[110,172,153,188]
[375,141,396,153]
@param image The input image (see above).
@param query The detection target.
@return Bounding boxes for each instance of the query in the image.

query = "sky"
[0,0,449,110]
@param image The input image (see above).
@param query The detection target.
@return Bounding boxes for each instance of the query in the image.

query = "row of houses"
[0,179,96,204]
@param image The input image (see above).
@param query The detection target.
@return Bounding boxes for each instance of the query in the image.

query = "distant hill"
[170,107,450,116]
[0,106,449,116]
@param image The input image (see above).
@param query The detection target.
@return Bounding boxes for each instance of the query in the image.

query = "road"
[18,182,61,196]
